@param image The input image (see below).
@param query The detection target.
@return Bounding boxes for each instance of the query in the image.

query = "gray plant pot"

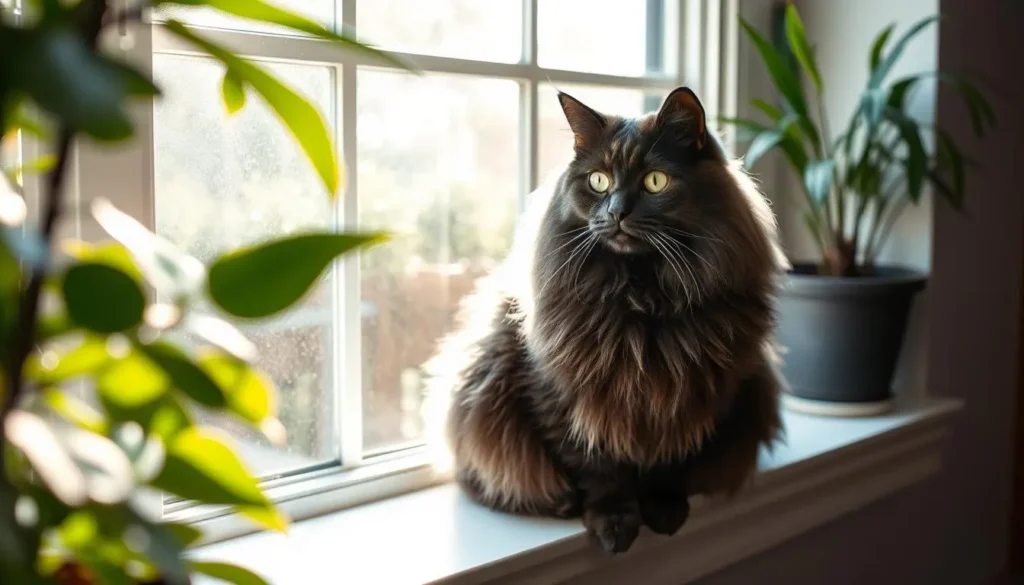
[775,263,926,415]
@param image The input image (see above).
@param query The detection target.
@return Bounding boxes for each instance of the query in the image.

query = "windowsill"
[191,397,961,585]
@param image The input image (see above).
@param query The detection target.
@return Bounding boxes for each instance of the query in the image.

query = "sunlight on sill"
[191,397,960,585]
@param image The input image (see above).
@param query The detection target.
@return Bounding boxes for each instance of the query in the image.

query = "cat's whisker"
[538,228,592,264]
[571,235,600,300]
[645,233,693,305]
[636,223,723,244]
[652,232,702,304]
[543,233,595,290]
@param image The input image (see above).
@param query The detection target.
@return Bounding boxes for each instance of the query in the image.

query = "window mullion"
[336,0,363,467]
[519,0,538,200]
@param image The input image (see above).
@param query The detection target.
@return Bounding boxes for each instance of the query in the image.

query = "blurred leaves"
[207,232,385,318]
[0,26,158,141]
[0,0,412,581]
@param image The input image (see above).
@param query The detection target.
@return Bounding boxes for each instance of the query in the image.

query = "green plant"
[723,5,994,276]
[0,1,409,583]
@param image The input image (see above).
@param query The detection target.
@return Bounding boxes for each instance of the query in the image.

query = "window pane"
[539,0,670,76]
[358,0,521,64]
[158,1,334,35]
[537,84,663,181]
[153,54,337,478]
[358,70,519,453]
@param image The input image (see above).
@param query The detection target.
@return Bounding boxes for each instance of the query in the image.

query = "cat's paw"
[583,509,642,554]
[640,495,690,536]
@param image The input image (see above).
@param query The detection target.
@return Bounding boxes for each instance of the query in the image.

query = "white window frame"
[52,0,742,543]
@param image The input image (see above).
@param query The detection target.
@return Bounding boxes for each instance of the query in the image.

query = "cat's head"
[556,87,723,254]
[538,87,782,303]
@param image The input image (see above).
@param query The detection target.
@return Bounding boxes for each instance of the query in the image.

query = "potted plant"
[723,5,994,415]
[0,1,406,583]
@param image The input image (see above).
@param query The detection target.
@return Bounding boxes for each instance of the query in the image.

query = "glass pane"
[358,70,519,453]
[153,54,337,478]
[158,1,334,35]
[539,0,668,76]
[537,84,663,181]
[358,0,521,64]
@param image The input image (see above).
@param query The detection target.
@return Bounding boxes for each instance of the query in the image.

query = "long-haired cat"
[424,87,787,554]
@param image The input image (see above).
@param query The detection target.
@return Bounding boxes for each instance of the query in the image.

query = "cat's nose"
[607,192,631,223]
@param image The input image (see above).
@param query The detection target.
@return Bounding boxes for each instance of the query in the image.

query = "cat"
[423,87,787,554]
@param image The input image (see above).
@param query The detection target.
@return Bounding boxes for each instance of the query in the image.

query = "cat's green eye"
[588,171,611,194]
[644,171,670,194]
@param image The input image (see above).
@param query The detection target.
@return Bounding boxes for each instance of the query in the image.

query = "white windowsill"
[191,397,961,585]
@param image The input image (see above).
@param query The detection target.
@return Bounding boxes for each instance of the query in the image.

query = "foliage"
[0,1,409,583]
[722,5,994,276]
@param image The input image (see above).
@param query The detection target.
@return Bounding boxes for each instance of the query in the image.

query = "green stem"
[815,93,845,248]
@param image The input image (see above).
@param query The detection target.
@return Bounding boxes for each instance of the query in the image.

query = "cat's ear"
[558,92,607,151]
[656,87,707,150]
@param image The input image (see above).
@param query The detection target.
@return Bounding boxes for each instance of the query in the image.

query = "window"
[65,0,731,530]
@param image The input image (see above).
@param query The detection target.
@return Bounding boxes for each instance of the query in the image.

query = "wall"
[695,0,1023,583]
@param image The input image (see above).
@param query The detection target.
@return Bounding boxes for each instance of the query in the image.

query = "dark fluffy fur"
[423,87,787,554]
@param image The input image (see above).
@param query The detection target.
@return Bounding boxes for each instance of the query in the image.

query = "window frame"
[51,0,742,542]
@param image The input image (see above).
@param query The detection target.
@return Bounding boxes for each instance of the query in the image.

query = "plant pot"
[775,263,926,417]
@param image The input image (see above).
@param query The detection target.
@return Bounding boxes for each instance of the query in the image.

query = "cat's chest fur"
[527,272,736,465]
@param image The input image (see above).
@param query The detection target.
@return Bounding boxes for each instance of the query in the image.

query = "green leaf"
[150,428,268,507]
[58,510,98,550]
[166,523,204,548]
[8,27,158,141]
[4,105,48,141]
[739,17,807,116]
[221,71,247,115]
[25,336,111,384]
[869,23,896,73]
[887,76,919,111]
[882,107,928,202]
[62,263,146,334]
[804,159,835,203]
[63,240,145,283]
[157,0,411,71]
[190,561,271,585]
[238,504,288,533]
[743,131,782,169]
[97,351,170,419]
[199,352,276,424]
[926,168,960,210]
[164,20,340,196]
[868,16,939,89]
[936,72,996,136]
[149,396,194,443]
[139,342,227,408]
[42,388,108,435]
[750,99,783,122]
[91,198,206,297]
[862,87,887,127]
[934,127,966,209]
[783,4,822,94]
[208,232,386,318]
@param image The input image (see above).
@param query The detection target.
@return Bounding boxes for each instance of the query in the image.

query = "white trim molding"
[191,397,960,585]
